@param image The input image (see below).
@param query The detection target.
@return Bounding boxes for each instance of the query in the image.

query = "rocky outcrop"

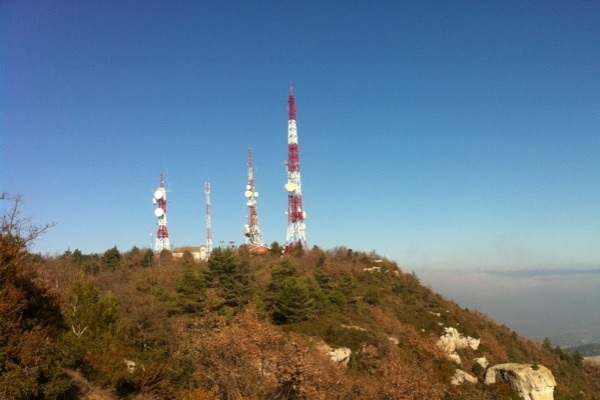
[328,347,351,367]
[448,353,462,364]
[451,369,478,385]
[430,313,556,398]
[340,324,366,331]
[437,327,480,353]
[318,344,352,367]
[474,356,489,369]
[485,363,556,400]
[437,327,480,364]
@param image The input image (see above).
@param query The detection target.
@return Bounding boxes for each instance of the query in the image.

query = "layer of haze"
[2,2,599,272]
[416,267,600,346]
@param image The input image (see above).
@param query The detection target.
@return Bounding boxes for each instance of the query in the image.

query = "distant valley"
[416,267,600,347]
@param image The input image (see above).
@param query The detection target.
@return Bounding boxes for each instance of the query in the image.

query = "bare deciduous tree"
[1,192,55,248]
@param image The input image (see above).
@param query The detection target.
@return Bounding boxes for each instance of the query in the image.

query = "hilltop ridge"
[2,236,600,399]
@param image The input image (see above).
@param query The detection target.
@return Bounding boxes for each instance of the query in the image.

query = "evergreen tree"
[181,250,196,268]
[273,277,315,324]
[314,266,331,290]
[312,266,339,314]
[316,252,326,268]
[102,246,121,270]
[72,248,83,265]
[176,265,206,314]
[391,275,406,293]
[337,272,358,310]
[364,287,382,305]
[288,241,305,257]
[269,258,300,292]
[270,241,283,255]
[205,248,253,314]
[123,246,142,268]
[62,275,118,359]
[82,256,100,276]
[159,248,172,265]
[140,248,154,268]
[304,275,331,316]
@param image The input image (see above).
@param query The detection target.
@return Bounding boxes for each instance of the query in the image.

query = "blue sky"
[2,1,599,270]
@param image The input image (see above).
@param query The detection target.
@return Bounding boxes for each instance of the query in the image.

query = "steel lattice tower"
[284,87,308,253]
[205,179,212,256]
[153,173,171,254]
[244,148,263,245]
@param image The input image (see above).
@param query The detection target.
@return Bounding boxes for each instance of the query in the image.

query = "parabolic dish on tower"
[154,189,165,200]
[154,208,165,217]
[152,198,157,205]
[285,182,296,192]
[245,190,253,198]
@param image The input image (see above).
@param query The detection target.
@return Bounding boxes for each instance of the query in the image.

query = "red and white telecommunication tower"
[244,148,263,245]
[205,179,212,256]
[152,173,171,254]
[284,87,308,253]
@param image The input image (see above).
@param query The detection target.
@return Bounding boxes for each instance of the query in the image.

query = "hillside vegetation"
[1,200,599,399]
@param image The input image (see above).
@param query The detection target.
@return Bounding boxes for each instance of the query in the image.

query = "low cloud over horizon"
[414,267,600,347]
[485,267,600,278]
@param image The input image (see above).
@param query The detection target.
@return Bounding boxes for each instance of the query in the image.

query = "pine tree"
[269,257,300,292]
[102,246,122,270]
[62,275,118,356]
[140,248,154,268]
[273,277,315,324]
[176,264,206,313]
[336,272,359,310]
[205,248,253,314]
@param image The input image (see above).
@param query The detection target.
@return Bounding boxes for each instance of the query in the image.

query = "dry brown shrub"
[176,388,220,400]
[175,302,352,400]
[478,330,509,364]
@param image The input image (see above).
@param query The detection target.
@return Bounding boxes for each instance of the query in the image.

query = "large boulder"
[485,363,556,400]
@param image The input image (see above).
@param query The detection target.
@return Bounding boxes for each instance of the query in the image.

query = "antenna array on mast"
[244,148,263,245]
[284,86,308,253]
[205,180,212,256]
[152,173,171,254]
[150,88,310,256]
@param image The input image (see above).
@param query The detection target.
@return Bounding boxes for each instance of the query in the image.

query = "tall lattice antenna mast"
[152,173,171,255]
[284,86,308,253]
[244,148,263,245]
[205,179,212,256]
